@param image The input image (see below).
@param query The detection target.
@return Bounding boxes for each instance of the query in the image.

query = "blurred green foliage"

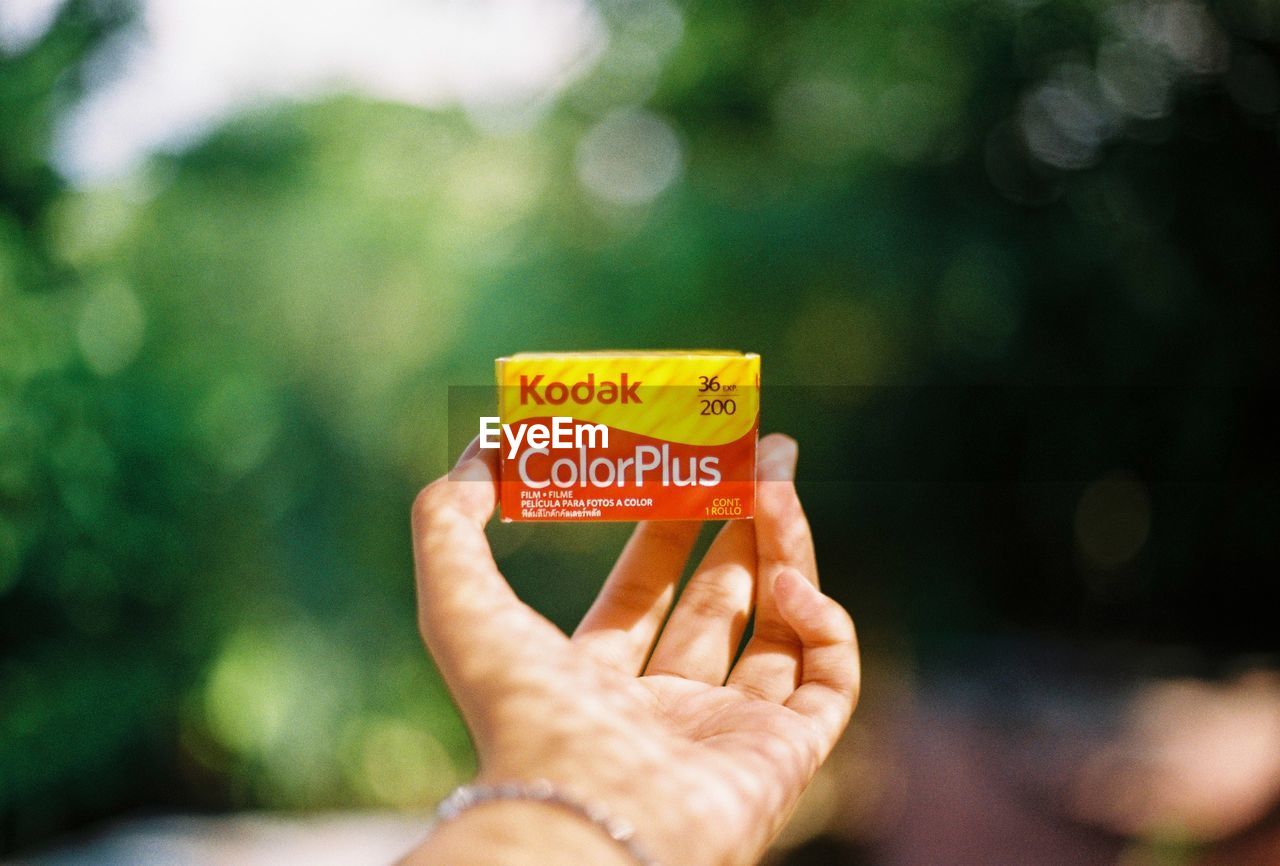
[2,0,1278,853]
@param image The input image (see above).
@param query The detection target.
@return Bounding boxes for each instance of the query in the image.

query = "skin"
[402,434,860,866]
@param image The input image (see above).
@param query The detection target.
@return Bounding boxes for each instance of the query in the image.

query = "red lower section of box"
[498,420,757,522]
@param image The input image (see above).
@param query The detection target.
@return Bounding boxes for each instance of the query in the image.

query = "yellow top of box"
[496,350,759,445]
[499,350,757,360]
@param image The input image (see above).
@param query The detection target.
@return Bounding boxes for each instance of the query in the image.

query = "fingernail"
[454,435,482,468]
[760,437,798,481]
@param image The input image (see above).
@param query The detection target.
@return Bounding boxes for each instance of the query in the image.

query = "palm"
[642,674,825,816]
[644,674,792,733]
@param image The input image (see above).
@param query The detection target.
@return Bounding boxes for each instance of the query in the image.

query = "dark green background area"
[2,0,1277,854]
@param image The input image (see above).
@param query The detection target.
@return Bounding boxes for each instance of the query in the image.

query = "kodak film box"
[493,351,760,522]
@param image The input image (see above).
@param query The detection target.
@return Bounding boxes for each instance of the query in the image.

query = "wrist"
[467,767,735,866]
[403,797,636,866]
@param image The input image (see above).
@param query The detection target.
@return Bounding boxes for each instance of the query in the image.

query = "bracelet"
[432,779,660,866]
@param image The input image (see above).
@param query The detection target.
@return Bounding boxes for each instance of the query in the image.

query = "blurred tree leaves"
[3,0,1280,853]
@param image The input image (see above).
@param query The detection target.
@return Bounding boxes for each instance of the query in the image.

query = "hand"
[405,434,860,866]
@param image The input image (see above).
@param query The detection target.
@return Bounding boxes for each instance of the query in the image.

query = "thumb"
[411,441,562,720]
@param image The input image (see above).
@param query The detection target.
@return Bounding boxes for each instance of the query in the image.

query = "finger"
[572,521,701,675]
[412,442,562,716]
[643,519,755,684]
[775,568,860,748]
[727,434,816,702]
[754,434,816,588]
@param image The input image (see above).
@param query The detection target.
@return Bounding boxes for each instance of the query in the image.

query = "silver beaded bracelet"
[432,779,660,866]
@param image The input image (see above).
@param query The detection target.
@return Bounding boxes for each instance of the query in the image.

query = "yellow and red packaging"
[495,351,759,522]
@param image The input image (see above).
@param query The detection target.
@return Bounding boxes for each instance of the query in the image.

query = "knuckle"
[757,481,805,521]
[753,619,800,646]
[731,679,777,703]
[824,602,857,643]
[680,574,748,621]
[826,677,861,720]
[757,541,816,582]
[824,663,859,698]
[817,650,862,707]
[421,511,469,559]
[415,490,474,548]
[602,575,669,617]
[411,479,449,524]
[643,663,686,679]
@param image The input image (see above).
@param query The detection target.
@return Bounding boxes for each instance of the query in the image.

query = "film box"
[490,351,759,522]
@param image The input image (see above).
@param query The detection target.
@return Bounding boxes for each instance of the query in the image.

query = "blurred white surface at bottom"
[9,812,430,866]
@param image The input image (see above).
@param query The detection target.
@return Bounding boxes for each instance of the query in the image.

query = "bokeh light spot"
[786,297,901,385]
[49,191,140,267]
[773,76,867,164]
[1097,41,1174,120]
[77,279,146,376]
[357,718,458,808]
[202,624,347,763]
[1075,473,1152,569]
[195,376,281,476]
[0,0,63,52]
[1021,64,1116,170]
[575,109,683,205]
